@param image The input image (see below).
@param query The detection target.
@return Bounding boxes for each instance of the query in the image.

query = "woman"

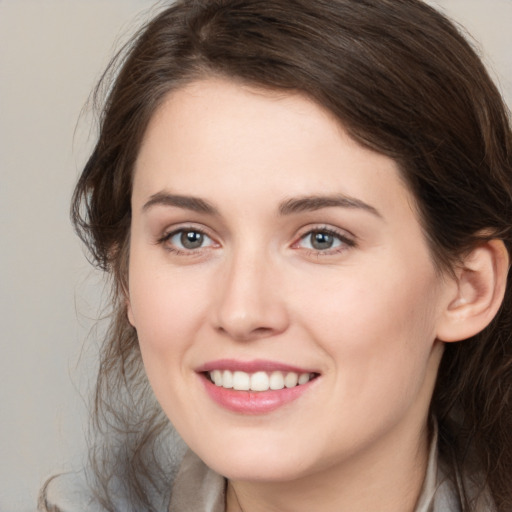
[41,0,512,511]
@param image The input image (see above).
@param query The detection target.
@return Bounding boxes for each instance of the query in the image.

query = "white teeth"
[298,373,310,385]
[233,371,250,391]
[208,370,314,391]
[212,370,222,386]
[284,372,298,388]
[250,371,269,391]
[222,370,233,389]
[269,371,285,390]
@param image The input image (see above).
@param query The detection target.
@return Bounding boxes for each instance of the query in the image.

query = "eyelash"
[294,226,356,256]
[157,226,356,256]
[157,226,216,256]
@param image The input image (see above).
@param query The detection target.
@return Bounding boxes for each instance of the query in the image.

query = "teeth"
[250,371,269,391]
[298,373,310,385]
[208,370,314,391]
[284,372,298,388]
[222,370,233,389]
[212,370,222,386]
[269,371,285,390]
[232,371,250,390]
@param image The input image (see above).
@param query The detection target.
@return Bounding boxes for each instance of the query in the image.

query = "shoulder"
[40,467,175,512]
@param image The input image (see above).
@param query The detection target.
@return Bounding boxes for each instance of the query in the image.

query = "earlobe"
[436,239,509,343]
[126,293,136,327]
[121,278,136,327]
[127,301,136,327]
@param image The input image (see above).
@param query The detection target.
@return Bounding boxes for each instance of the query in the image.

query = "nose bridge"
[214,240,288,340]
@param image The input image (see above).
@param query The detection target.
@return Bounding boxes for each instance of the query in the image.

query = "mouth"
[205,369,318,391]
[196,359,320,414]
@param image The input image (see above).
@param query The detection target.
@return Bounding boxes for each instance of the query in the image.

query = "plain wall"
[0,1,510,511]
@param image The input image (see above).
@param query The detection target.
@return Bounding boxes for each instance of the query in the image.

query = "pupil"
[312,232,333,250]
[181,231,203,249]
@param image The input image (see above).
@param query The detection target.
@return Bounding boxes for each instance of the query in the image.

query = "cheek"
[129,261,205,348]
[127,255,212,419]
[296,258,441,397]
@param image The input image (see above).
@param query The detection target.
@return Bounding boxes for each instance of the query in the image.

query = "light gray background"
[0,1,510,511]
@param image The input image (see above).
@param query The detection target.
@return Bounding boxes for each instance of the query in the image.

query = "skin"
[127,78,459,512]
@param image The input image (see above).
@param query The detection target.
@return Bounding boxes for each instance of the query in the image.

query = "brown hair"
[55,0,512,510]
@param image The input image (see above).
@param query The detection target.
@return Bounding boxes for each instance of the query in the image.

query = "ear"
[436,239,509,342]
[122,281,136,328]
[119,280,136,327]
[127,299,136,328]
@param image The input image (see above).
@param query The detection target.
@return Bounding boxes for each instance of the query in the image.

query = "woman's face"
[128,78,451,482]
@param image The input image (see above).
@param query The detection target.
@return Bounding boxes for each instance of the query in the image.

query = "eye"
[296,228,354,252]
[163,228,216,251]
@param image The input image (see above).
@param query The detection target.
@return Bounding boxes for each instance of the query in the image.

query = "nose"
[213,248,289,341]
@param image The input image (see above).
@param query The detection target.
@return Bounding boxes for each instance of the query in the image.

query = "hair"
[47,0,512,510]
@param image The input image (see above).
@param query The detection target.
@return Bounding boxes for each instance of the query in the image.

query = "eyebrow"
[142,191,381,219]
[142,192,219,215]
[279,194,382,218]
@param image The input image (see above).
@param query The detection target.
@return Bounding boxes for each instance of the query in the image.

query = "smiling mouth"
[206,370,319,392]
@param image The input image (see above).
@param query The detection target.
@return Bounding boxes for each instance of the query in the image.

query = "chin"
[209,454,310,483]
[187,429,319,482]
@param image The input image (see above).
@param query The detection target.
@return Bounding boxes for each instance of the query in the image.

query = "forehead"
[132,78,414,222]
[136,78,346,173]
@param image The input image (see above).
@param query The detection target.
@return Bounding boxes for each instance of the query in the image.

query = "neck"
[226,418,430,512]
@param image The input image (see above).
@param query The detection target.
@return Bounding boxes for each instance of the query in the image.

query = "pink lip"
[200,375,317,414]
[196,359,319,415]
[196,358,316,374]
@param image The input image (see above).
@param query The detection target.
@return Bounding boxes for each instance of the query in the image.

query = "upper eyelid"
[158,227,218,255]
[166,227,213,240]
[161,224,214,239]
[156,223,355,246]
[155,226,216,250]
[293,226,357,252]
[295,224,355,241]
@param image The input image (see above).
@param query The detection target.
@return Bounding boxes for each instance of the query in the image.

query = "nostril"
[253,326,274,335]
[216,324,279,342]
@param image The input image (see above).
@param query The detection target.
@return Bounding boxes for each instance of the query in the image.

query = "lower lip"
[199,374,316,414]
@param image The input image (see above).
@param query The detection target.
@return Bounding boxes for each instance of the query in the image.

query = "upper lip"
[196,358,318,374]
